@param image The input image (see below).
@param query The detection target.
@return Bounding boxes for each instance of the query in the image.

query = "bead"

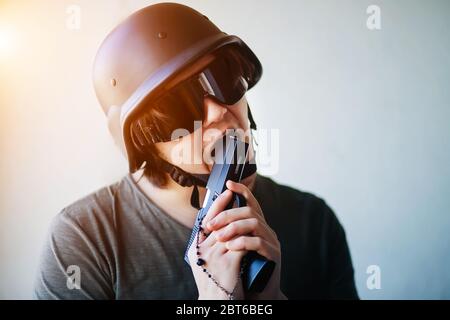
[196,258,205,266]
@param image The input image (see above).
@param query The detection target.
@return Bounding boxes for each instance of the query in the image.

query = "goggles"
[130,50,250,148]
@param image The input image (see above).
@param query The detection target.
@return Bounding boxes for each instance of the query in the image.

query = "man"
[34,3,358,300]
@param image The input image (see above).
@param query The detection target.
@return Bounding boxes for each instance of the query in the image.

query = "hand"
[187,189,247,300]
[205,180,286,300]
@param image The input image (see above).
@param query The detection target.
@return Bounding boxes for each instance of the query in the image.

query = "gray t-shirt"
[34,174,358,299]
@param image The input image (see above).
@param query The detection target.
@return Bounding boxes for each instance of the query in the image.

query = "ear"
[106,105,127,157]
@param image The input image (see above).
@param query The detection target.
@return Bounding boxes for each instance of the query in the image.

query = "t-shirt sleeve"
[33,210,115,300]
[322,202,359,299]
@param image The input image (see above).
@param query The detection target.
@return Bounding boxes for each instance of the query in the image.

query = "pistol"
[184,134,275,292]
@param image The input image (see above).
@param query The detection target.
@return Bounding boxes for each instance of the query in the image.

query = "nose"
[202,96,228,128]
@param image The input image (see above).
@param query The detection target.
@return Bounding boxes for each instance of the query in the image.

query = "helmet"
[93,2,262,172]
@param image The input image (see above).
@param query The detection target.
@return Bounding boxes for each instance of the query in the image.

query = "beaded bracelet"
[195,216,245,300]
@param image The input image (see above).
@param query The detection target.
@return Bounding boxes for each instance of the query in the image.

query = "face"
[126,51,255,175]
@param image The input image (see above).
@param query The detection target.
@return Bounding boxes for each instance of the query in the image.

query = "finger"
[225,180,262,215]
[225,247,247,261]
[210,240,228,257]
[225,236,275,261]
[197,236,231,268]
[201,189,233,226]
[215,218,275,243]
[206,206,257,232]
[216,218,259,241]
[188,230,220,266]
[199,229,219,247]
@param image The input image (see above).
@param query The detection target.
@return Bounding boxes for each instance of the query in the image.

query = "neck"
[131,169,256,229]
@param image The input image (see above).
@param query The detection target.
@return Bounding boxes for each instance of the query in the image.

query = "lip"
[202,130,225,159]
[201,126,237,167]
[202,125,228,146]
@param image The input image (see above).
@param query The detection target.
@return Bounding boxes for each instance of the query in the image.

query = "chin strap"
[160,159,257,209]
[247,103,257,130]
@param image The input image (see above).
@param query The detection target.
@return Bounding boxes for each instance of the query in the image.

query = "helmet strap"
[247,102,257,130]
[160,158,257,209]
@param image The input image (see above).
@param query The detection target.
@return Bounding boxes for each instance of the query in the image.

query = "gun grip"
[230,192,275,292]
[243,252,276,293]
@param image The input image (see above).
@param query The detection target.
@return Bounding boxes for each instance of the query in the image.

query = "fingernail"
[207,220,215,227]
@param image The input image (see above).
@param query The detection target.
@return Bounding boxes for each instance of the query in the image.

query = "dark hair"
[129,105,170,187]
